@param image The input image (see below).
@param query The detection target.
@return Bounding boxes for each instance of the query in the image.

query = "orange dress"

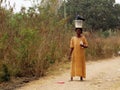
[70,35,88,78]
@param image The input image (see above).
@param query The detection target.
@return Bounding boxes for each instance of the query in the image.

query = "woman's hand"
[68,56,71,60]
[69,48,74,61]
[80,44,88,48]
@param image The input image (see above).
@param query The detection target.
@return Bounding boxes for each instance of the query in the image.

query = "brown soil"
[16,57,120,90]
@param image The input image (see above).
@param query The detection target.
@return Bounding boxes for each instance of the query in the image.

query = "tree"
[59,0,120,30]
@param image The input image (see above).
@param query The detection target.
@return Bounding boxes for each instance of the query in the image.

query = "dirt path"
[17,57,120,90]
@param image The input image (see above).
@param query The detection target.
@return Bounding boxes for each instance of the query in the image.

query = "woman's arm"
[81,36,88,48]
[69,48,74,60]
[80,44,88,48]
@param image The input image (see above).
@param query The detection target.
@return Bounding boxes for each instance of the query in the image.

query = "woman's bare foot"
[80,77,83,81]
[71,77,73,81]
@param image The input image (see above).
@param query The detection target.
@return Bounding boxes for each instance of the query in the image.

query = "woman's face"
[76,28,82,35]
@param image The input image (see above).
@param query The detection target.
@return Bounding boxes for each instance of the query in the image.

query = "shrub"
[0,64,10,82]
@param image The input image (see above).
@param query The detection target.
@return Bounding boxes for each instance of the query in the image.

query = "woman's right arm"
[69,48,74,60]
[69,37,74,60]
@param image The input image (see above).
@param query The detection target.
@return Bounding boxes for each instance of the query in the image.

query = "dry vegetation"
[85,30,120,60]
[0,0,120,84]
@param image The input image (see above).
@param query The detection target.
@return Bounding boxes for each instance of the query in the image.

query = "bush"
[0,0,120,82]
[86,31,120,60]
[0,64,10,82]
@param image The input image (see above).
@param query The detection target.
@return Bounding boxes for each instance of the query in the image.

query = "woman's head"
[75,28,83,36]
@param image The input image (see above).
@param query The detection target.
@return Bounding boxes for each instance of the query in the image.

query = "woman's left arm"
[81,36,88,48]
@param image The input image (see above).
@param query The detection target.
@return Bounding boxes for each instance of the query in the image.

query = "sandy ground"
[16,57,120,90]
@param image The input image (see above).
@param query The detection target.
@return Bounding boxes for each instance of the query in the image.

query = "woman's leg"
[71,77,73,81]
[80,77,83,81]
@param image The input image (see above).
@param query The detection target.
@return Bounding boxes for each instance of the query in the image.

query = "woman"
[69,28,88,81]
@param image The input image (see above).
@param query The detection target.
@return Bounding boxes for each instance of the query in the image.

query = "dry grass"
[0,0,120,83]
[86,31,120,60]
